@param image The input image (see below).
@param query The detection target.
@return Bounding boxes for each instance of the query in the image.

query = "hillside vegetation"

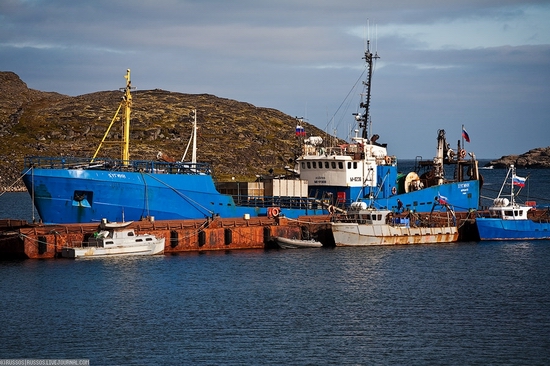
[0,71,335,190]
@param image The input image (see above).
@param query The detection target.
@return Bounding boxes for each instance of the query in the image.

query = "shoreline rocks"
[487,147,550,169]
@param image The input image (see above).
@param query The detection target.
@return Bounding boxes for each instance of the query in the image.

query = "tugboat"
[294,41,481,213]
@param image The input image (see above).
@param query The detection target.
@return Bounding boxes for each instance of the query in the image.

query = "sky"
[1,0,549,159]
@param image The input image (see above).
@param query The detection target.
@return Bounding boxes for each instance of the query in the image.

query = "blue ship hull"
[22,159,327,224]
[476,218,550,240]
[304,164,480,213]
[370,180,478,213]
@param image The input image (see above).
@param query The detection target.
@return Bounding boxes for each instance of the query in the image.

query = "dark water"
[1,245,550,364]
[1,160,550,364]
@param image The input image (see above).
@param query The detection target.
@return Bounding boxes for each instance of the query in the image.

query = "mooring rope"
[0,167,32,197]
[144,172,214,217]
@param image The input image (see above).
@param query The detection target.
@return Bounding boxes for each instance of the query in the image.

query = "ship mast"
[356,39,379,140]
[91,69,135,165]
[191,109,197,164]
[121,69,132,164]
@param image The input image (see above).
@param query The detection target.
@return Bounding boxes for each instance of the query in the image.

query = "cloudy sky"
[1,0,549,159]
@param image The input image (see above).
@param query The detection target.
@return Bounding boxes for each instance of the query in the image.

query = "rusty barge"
[1,211,482,259]
[0,216,333,259]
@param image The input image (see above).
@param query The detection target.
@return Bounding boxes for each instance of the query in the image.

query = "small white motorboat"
[61,220,165,258]
[275,236,322,249]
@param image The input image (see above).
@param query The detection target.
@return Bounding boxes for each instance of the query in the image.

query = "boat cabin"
[489,206,530,220]
[85,228,155,248]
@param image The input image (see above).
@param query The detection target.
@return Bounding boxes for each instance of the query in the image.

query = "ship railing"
[302,145,350,157]
[68,240,103,249]
[24,156,212,175]
[232,195,324,210]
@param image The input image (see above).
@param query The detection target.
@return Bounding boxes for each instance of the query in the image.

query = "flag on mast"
[295,125,305,136]
[512,175,526,187]
[437,193,448,204]
[462,127,470,143]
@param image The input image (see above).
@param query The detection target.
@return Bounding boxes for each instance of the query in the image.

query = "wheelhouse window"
[338,162,343,169]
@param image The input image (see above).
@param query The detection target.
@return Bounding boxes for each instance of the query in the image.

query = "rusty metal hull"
[332,222,459,246]
[9,216,333,259]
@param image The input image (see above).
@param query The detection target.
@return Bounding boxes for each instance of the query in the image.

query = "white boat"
[476,165,550,240]
[331,201,459,246]
[275,236,322,249]
[61,220,165,258]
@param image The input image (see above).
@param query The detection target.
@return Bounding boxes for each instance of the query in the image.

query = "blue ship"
[294,41,481,214]
[476,165,550,240]
[22,70,327,224]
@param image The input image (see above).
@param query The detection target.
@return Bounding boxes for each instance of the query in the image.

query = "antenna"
[367,19,370,50]
[375,24,378,54]
[368,19,370,42]
[363,23,367,52]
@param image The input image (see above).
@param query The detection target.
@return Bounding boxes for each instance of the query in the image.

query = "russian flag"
[437,193,448,204]
[513,175,526,187]
[462,127,470,143]
[295,125,305,136]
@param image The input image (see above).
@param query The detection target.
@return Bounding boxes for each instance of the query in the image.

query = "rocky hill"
[0,71,337,191]
[487,147,550,169]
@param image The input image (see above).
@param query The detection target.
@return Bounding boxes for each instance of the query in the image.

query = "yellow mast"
[121,69,132,163]
[91,69,133,165]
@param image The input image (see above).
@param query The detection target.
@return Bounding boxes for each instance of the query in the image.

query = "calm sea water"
[1,160,550,365]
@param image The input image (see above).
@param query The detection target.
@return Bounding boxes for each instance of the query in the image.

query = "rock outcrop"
[487,147,550,169]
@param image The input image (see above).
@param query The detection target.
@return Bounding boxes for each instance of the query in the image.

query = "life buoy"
[271,207,280,217]
[391,186,397,195]
[459,149,466,159]
[328,205,335,214]
[385,156,392,165]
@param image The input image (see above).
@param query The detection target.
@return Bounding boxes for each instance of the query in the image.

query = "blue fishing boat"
[294,41,481,214]
[22,70,327,224]
[476,165,550,240]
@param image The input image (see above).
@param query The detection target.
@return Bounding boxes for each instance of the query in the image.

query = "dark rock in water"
[486,147,550,169]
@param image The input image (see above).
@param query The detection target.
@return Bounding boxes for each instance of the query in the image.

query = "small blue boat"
[476,165,550,240]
